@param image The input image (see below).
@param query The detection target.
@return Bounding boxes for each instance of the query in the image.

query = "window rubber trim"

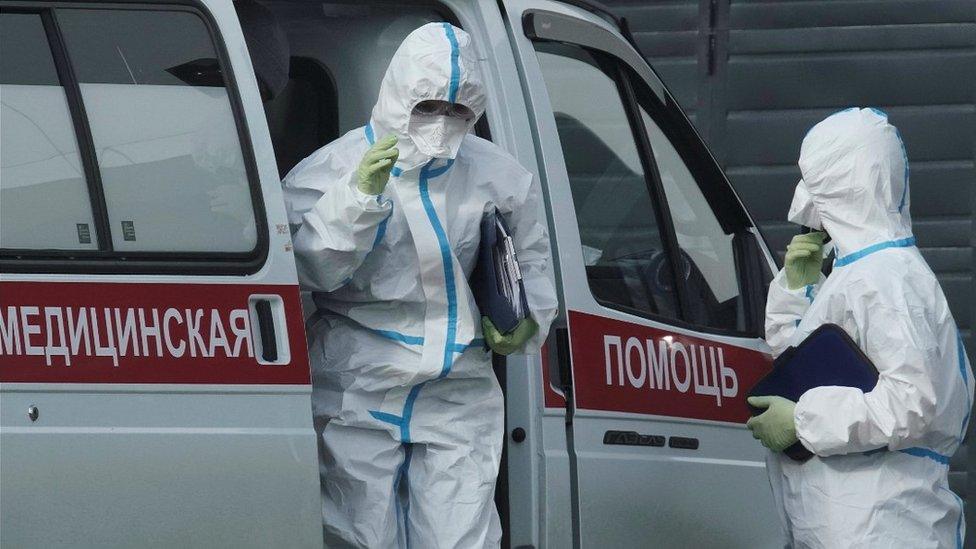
[0,0,269,276]
[40,8,112,252]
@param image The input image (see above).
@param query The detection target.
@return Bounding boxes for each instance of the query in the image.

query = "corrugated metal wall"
[605,0,976,543]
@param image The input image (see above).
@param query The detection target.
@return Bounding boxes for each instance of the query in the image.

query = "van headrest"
[234,0,290,101]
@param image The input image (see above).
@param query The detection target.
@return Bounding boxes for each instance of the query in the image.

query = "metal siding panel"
[725,107,975,166]
[730,24,976,54]
[725,167,801,222]
[646,58,700,106]
[729,0,975,29]
[633,29,699,58]
[941,273,974,328]
[611,2,700,32]
[922,247,974,274]
[726,50,975,110]
[914,218,974,248]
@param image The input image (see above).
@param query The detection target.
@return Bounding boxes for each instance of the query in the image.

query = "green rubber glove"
[784,231,826,290]
[746,396,798,452]
[482,317,539,356]
[357,134,399,195]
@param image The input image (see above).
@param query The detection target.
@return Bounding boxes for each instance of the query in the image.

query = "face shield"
[787,179,823,230]
[407,100,475,159]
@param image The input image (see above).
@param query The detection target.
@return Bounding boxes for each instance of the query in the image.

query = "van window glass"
[0,12,98,250]
[641,107,745,331]
[57,9,257,253]
[535,43,678,319]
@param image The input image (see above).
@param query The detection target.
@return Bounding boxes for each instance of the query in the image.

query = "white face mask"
[787,179,823,230]
[407,114,469,159]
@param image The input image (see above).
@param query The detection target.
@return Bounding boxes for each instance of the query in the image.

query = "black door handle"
[255,299,278,362]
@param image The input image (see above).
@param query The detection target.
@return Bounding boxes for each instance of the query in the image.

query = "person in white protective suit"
[747,107,973,548]
[282,23,557,548]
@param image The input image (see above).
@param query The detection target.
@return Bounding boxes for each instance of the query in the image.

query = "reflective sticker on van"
[0,282,309,385]
[569,311,772,423]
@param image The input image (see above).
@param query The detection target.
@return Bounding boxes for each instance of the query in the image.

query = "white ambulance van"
[0,0,783,547]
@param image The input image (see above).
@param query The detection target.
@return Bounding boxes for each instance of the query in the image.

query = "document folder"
[748,324,879,462]
[471,207,530,335]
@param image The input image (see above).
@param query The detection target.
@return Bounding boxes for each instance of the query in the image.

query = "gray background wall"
[602,0,975,542]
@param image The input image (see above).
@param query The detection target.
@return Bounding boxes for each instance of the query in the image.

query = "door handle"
[254,299,278,362]
[248,295,290,365]
[553,327,573,395]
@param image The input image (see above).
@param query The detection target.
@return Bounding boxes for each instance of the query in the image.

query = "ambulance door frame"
[500,1,781,546]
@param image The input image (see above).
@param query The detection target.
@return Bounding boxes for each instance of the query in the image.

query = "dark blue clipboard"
[748,323,879,461]
[470,207,530,335]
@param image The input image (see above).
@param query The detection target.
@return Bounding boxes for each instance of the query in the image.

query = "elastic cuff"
[775,275,809,296]
[772,270,824,297]
[793,401,815,454]
[349,181,391,212]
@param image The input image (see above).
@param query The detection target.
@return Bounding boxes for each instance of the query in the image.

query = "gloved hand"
[784,231,827,289]
[482,317,538,356]
[357,134,399,195]
[746,396,798,452]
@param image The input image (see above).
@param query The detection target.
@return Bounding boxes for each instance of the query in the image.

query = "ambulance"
[0,0,782,546]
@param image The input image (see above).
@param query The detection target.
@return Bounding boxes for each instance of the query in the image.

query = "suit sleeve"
[764,269,825,357]
[501,167,558,352]
[793,291,941,456]
[282,145,392,292]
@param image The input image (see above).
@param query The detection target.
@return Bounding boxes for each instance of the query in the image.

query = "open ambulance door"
[501,1,785,546]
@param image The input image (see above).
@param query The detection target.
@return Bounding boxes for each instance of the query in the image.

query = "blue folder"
[748,324,879,461]
[470,207,530,335]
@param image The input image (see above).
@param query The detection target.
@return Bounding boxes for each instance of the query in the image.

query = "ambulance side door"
[502,1,783,546]
[0,1,321,546]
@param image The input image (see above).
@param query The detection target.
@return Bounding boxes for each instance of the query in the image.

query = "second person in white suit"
[749,108,973,548]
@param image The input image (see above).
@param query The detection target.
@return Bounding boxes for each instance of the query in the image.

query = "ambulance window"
[535,42,679,320]
[0,13,99,251]
[640,107,746,332]
[57,10,258,253]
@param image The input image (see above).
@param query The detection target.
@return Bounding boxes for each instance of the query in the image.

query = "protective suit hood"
[788,108,912,256]
[369,22,486,171]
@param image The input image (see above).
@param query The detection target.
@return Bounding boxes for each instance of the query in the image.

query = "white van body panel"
[1,384,321,548]
[0,1,322,547]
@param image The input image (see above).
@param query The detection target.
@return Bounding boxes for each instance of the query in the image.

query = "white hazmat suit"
[764,107,973,548]
[282,23,557,548]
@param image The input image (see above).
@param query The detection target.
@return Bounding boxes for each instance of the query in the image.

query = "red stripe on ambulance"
[569,311,771,423]
[0,282,309,385]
